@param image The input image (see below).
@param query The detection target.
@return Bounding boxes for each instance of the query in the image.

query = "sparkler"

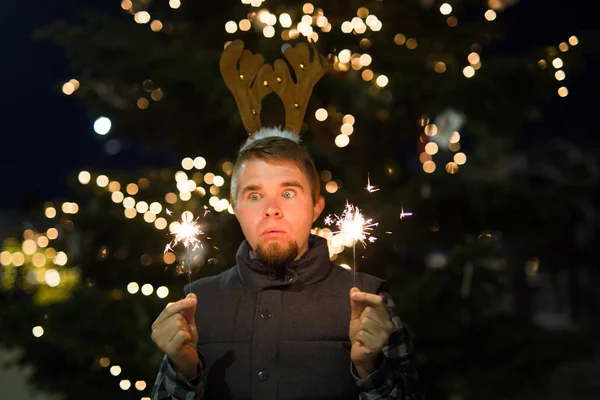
[400,205,413,219]
[365,173,380,193]
[164,210,205,294]
[325,202,378,287]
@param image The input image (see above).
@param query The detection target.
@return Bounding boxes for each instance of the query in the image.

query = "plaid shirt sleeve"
[350,291,422,400]
[151,352,206,400]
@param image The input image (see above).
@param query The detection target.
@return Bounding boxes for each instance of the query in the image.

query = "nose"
[264,199,282,218]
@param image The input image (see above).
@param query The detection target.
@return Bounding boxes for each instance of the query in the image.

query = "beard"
[255,240,299,280]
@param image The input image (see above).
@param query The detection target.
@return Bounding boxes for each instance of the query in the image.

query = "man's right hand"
[151,293,200,379]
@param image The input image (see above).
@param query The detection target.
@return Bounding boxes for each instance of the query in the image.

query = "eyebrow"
[240,181,305,196]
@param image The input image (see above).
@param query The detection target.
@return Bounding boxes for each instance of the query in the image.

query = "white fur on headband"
[245,127,301,145]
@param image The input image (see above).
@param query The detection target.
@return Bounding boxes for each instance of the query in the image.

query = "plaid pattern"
[151,291,420,400]
[151,354,205,400]
[350,291,422,399]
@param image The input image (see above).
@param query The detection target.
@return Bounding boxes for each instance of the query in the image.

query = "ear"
[312,195,325,223]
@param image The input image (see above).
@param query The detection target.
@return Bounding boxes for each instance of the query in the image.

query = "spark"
[400,205,413,219]
[365,173,380,193]
[164,211,204,254]
[325,202,378,248]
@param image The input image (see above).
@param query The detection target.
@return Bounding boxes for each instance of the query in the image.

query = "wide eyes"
[247,190,296,201]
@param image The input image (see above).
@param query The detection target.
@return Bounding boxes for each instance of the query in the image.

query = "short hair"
[230,127,320,206]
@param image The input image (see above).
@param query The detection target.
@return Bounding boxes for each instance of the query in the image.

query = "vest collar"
[236,234,332,290]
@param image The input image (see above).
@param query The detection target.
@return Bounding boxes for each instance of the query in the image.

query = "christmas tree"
[1,1,599,399]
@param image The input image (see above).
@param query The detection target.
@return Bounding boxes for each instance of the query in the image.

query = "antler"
[269,43,325,134]
[220,40,275,135]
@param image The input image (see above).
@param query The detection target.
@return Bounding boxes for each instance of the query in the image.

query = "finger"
[152,314,190,348]
[349,287,364,320]
[351,291,385,309]
[166,330,192,356]
[354,330,381,356]
[181,300,197,325]
[152,296,197,330]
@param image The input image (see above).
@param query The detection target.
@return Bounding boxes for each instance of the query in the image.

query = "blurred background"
[1,0,599,399]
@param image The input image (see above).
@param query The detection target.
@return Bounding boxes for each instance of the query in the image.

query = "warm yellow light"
[552,58,563,69]
[179,191,192,201]
[120,380,131,390]
[375,75,389,88]
[62,82,75,95]
[448,142,461,152]
[361,69,374,81]
[237,19,251,32]
[96,175,109,187]
[78,171,91,184]
[213,175,225,187]
[32,326,44,338]
[394,33,406,45]
[568,35,578,46]
[127,282,140,294]
[484,9,496,21]
[446,162,459,174]
[468,52,480,64]
[558,42,569,52]
[121,0,132,10]
[315,108,328,121]
[150,20,163,32]
[47,228,58,240]
[156,287,169,299]
[111,191,124,203]
[341,21,353,34]
[357,7,369,18]
[447,16,458,27]
[99,357,111,367]
[22,239,36,255]
[53,251,68,266]
[558,86,569,97]
[325,181,339,193]
[322,23,332,33]
[359,54,372,67]
[12,252,25,266]
[434,61,447,73]
[316,15,327,27]
[45,207,57,219]
[334,134,350,148]
[110,366,122,376]
[225,21,238,34]
[169,0,181,9]
[155,217,168,230]
[440,3,452,15]
[342,114,355,125]
[165,192,178,204]
[135,380,147,391]
[134,11,151,24]
[141,283,154,296]
[424,124,438,136]
[37,236,49,248]
[454,152,467,165]
[341,123,354,135]
[125,183,138,195]
[302,3,314,14]
[338,49,351,63]
[210,185,220,195]
[463,66,475,78]
[406,38,418,50]
[555,70,566,81]
[425,142,439,155]
[0,251,11,266]
[423,161,436,173]
[279,13,292,28]
[45,269,60,287]
[194,156,206,170]
[419,152,432,164]
[204,172,215,185]
[124,208,137,219]
[262,25,275,38]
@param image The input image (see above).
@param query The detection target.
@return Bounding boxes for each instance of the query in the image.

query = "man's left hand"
[349,287,394,378]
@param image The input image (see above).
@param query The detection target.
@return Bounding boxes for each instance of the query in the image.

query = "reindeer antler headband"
[219,40,326,136]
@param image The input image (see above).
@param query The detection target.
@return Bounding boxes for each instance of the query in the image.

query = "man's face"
[234,158,325,264]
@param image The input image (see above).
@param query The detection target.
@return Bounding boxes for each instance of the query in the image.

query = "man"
[150,128,420,399]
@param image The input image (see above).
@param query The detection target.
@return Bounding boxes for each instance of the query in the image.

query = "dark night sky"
[0,0,597,214]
